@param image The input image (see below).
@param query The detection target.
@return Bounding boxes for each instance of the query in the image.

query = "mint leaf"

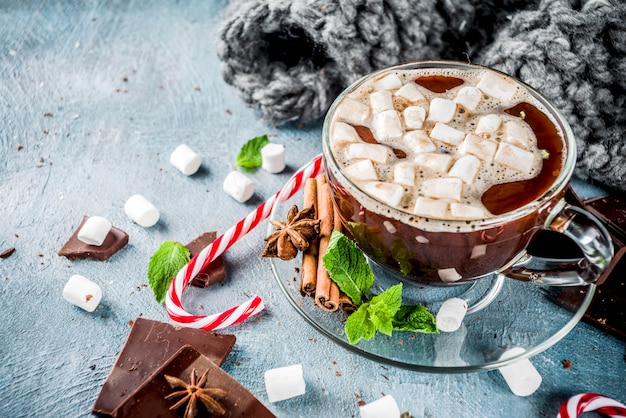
[367,283,403,336]
[147,241,191,304]
[393,304,439,334]
[345,303,376,344]
[322,230,374,305]
[391,238,413,276]
[235,134,270,169]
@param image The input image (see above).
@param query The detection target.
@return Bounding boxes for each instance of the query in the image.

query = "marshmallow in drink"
[223,170,255,202]
[345,159,379,181]
[429,122,465,146]
[459,133,498,162]
[475,114,502,137]
[395,82,427,103]
[261,143,286,174]
[422,177,463,201]
[392,161,415,186]
[403,130,436,153]
[372,73,403,91]
[454,86,483,111]
[413,197,448,218]
[331,122,361,144]
[403,106,426,129]
[427,97,456,123]
[264,364,306,403]
[503,120,531,148]
[170,144,202,175]
[476,71,518,103]
[494,142,536,173]
[359,394,401,418]
[448,155,481,184]
[62,274,102,312]
[436,297,468,332]
[362,181,404,207]
[450,202,486,220]
[77,216,112,246]
[438,267,462,283]
[334,97,370,125]
[498,347,542,396]
[369,90,394,113]
[124,194,160,227]
[347,143,393,164]
[372,109,403,143]
[414,152,453,173]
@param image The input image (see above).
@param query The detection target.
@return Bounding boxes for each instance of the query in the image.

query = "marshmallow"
[359,394,401,418]
[494,142,536,173]
[345,159,379,181]
[348,143,393,164]
[498,347,542,396]
[264,364,306,403]
[503,120,531,148]
[335,97,370,125]
[124,194,160,227]
[62,274,102,312]
[223,170,255,202]
[438,267,462,283]
[403,106,426,129]
[403,130,436,153]
[369,90,394,113]
[395,82,427,103]
[459,134,498,162]
[427,97,457,123]
[413,197,448,218]
[422,177,463,201]
[429,122,465,146]
[471,244,487,259]
[414,152,453,173]
[170,144,202,175]
[392,161,415,186]
[383,220,397,234]
[448,155,481,184]
[450,202,486,220]
[331,122,361,144]
[261,143,286,174]
[77,216,112,246]
[454,86,483,111]
[436,297,468,332]
[362,181,404,207]
[476,71,518,103]
[372,109,403,143]
[372,73,403,91]
[475,114,502,137]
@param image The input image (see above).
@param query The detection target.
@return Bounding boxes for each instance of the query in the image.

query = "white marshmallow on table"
[347,143,393,164]
[264,364,306,403]
[476,71,518,103]
[494,142,536,173]
[77,216,112,246]
[413,197,448,218]
[369,90,394,113]
[331,122,361,144]
[403,106,426,129]
[334,97,370,125]
[392,161,415,186]
[372,73,403,91]
[62,274,102,312]
[459,133,498,162]
[362,181,404,207]
[429,122,465,146]
[124,194,160,227]
[414,152,453,173]
[438,267,462,283]
[422,177,463,201]
[261,143,286,174]
[427,97,457,123]
[436,297,468,332]
[359,394,401,418]
[503,120,531,148]
[395,82,427,103]
[448,154,481,184]
[475,114,502,137]
[345,159,379,181]
[223,170,255,202]
[450,202,486,220]
[403,130,436,153]
[454,86,483,111]
[170,144,202,175]
[498,347,542,396]
[372,109,403,143]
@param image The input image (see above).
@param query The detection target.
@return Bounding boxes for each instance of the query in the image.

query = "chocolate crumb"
[562,359,572,369]
[85,294,93,302]
[194,86,201,91]
[226,109,232,115]
[128,320,134,327]
[43,112,53,117]
[17,145,23,151]
[357,400,366,407]
[0,247,16,259]
[89,364,96,370]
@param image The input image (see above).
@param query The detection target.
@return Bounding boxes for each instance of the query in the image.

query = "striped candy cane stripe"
[165,154,324,330]
[557,393,626,418]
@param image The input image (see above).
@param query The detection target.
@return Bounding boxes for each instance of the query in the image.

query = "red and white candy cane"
[165,153,324,330]
[557,393,626,418]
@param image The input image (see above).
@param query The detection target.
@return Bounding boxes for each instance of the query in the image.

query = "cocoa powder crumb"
[562,359,572,369]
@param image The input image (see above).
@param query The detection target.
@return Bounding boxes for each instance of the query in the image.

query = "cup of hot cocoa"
[323,60,613,286]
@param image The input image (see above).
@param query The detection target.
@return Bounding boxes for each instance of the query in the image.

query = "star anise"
[261,205,321,260]
[164,368,228,418]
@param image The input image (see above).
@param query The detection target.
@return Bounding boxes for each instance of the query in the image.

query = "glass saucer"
[268,193,595,373]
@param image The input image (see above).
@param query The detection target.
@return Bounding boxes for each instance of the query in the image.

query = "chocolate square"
[185,231,227,288]
[58,215,128,261]
[92,318,236,416]
[112,345,275,418]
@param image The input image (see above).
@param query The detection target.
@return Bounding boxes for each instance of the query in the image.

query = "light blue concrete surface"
[0,2,624,417]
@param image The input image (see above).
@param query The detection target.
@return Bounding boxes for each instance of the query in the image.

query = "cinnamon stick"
[300,178,319,295]
[339,292,357,316]
[314,174,340,311]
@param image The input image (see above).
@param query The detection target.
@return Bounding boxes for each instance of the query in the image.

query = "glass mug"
[322,61,613,286]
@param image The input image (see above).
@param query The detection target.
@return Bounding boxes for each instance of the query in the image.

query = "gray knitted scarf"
[217,0,626,192]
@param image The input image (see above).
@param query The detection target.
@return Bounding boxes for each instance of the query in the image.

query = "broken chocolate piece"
[112,345,275,418]
[58,216,128,261]
[583,195,626,245]
[92,318,236,417]
[0,247,16,259]
[185,231,227,288]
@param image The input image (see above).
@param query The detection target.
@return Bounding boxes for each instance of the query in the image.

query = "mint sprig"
[147,241,191,304]
[235,134,270,170]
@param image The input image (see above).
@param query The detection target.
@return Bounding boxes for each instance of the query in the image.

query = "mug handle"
[501,199,614,286]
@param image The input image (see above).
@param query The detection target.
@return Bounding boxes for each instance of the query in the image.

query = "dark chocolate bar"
[185,231,227,288]
[58,216,128,261]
